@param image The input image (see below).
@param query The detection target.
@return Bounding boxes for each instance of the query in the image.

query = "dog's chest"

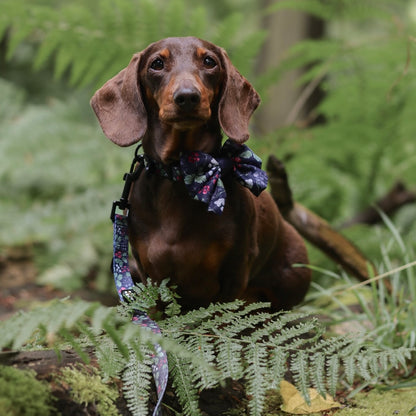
[128,175,237,285]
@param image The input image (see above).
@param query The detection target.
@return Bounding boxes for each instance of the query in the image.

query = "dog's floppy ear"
[218,50,260,144]
[90,53,147,146]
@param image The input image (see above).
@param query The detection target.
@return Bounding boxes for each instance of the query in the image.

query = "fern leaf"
[169,353,202,416]
[186,335,218,389]
[271,319,320,348]
[268,347,289,388]
[326,354,340,397]
[102,320,130,359]
[122,347,154,416]
[6,24,34,60]
[310,351,327,397]
[216,338,244,380]
[356,353,373,382]
[343,354,356,385]
[244,342,269,416]
[96,339,126,378]
[33,32,60,71]
[290,349,310,404]
[12,309,48,349]
[91,304,115,333]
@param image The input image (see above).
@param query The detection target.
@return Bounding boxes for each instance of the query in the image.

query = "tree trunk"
[256,1,324,133]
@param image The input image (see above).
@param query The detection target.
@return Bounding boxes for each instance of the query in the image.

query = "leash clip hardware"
[111,144,145,222]
[110,171,134,222]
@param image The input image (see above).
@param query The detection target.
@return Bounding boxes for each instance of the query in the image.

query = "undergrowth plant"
[307,213,416,356]
[0,0,269,291]
[0,0,266,89]
[262,0,416,236]
[0,282,413,416]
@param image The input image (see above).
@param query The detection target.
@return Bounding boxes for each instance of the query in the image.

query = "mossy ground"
[260,387,416,416]
[0,365,53,416]
[335,388,416,416]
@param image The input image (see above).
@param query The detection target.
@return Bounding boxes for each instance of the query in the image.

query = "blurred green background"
[1,0,415,297]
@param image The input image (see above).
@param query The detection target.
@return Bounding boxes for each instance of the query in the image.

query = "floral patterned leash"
[111,148,168,416]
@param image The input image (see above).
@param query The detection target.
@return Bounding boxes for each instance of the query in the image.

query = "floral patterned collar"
[140,139,268,214]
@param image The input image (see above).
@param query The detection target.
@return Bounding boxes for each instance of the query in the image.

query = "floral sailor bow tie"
[142,139,268,214]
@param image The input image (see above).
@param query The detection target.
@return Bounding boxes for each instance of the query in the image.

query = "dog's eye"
[150,58,164,70]
[203,56,217,68]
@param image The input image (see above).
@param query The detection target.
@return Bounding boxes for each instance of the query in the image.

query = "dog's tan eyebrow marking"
[159,48,170,59]
[196,47,208,58]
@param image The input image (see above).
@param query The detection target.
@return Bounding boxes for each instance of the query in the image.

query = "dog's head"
[91,37,260,162]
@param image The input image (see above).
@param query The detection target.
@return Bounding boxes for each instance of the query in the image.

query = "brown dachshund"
[91,37,311,310]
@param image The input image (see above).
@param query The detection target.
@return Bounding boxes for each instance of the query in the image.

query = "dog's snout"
[173,87,201,112]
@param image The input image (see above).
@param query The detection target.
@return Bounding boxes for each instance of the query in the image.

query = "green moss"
[336,388,416,416]
[58,365,119,416]
[0,365,53,416]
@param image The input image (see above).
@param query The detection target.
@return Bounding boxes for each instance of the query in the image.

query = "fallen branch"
[339,181,416,228]
[267,155,376,282]
[0,349,93,378]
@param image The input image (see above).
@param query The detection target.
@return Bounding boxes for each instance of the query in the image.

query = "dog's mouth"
[170,118,207,131]
[160,107,211,130]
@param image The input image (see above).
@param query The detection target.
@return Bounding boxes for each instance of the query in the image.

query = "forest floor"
[1,246,415,416]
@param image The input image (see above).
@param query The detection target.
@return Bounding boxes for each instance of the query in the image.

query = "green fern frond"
[216,338,244,380]
[244,342,269,416]
[269,318,321,348]
[291,350,311,404]
[343,354,357,385]
[268,347,289,389]
[169,353,203,416]
[186,335,218,389]
[310,352,327,397]
[122,348,154,416]
[326,354,340,397]
[95,339,126,378]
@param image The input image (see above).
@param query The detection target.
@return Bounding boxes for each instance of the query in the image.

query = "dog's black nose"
[174,88,201,112]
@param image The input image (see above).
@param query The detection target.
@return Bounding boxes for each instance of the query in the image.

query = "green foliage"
[308,218,416,361]
[0,0,269,292]
[121,348,154,416]
[0,284,413,416]
[0,78,129,291]
[267,0,416,228]
[0,365,53,416]
[57,365,119,416]
[0,0,266,88]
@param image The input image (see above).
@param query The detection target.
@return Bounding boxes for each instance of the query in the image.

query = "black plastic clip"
[110,172,134,222]
[110,144,144,222]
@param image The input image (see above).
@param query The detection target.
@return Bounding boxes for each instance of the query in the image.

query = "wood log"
[267,155,376,281]
[0,349,91,378]
[339,181,416,228]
